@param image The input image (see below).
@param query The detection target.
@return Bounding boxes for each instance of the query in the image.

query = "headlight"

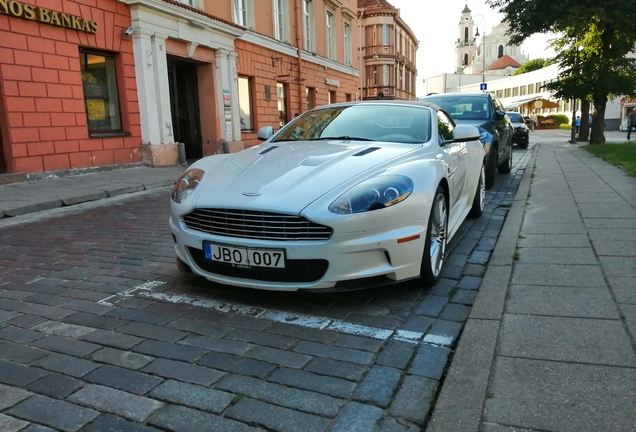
[329,175,413,214]
[171,169,205,204]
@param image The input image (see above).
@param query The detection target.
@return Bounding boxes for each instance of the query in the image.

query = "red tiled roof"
[487,54,522,70]
[161,0,244,30]
[358,0,397,10]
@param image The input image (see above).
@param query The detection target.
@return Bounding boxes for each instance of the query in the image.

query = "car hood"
[193,140,422,214]
[452,118,488,128]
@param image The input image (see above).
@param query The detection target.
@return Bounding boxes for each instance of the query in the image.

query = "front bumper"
[170,216,427,291]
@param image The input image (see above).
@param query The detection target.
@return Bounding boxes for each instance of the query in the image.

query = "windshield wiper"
[312,136,373,141]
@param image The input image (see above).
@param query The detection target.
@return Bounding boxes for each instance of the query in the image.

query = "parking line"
[101,281,455,347]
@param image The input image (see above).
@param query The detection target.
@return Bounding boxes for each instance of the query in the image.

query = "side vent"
[259,146,278,155]
[353,147,381,156]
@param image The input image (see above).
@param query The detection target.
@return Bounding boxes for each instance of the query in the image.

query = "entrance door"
[167,60,202,160]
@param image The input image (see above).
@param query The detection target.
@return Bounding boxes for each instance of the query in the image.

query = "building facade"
[0,0,142,174]
[455,4,528,77]
[358,0,418,101]
[124,0,361,160]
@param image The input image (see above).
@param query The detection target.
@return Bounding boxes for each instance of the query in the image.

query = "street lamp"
[474,14,486,91]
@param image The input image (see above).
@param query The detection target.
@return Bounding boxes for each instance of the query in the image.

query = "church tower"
[455,4,477,73]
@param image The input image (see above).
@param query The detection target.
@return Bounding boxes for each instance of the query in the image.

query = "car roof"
[419,92,492,99]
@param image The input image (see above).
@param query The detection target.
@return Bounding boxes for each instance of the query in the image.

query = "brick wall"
[0,0,141,174]
[235,40,360,148]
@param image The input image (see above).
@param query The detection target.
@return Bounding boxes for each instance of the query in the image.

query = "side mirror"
[257,126,274,141]
[495,110,506,119]
[453,124,480,142]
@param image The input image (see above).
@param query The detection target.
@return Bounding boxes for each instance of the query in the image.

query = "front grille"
[188,247,328,283]
[183,209,333,241]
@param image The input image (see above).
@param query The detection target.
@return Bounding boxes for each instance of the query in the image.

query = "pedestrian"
[575,115,581,134]
[627,110,636,140]
[528,111,538,132]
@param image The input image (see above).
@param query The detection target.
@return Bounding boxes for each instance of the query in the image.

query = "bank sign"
[0,0,98,33]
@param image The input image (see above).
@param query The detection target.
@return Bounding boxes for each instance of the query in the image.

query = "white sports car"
[170,101,486,292]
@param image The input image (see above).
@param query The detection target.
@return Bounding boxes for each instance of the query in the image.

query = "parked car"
[418,92,514,189]
[170,101,486,291]
[507,112,529,149]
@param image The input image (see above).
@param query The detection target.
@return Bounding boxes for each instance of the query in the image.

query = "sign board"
[480,83,487,91]
[0,0,98,33]
[325,78,340,87]
[223,89,231,107]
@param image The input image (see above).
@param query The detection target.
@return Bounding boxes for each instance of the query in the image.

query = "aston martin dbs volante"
[170,101,486,291]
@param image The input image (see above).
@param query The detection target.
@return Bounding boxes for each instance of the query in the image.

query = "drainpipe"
[294,0,303,115]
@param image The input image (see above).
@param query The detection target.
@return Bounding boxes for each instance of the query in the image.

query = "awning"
[501,95,560,110]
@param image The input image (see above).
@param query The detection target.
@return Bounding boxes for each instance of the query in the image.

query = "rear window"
[421,96,491,121]
[507,113,524,122]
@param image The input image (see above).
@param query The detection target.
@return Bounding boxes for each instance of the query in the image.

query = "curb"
[0,162,148,186]
[425,145,538,432]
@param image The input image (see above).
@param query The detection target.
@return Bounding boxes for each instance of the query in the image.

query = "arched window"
[464,27,468,43]
[498,45,504,58]
[463,53,468,65]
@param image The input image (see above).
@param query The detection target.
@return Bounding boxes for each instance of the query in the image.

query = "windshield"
[272,105,432,144]
[507,113,525,123]
[421,96,491,121]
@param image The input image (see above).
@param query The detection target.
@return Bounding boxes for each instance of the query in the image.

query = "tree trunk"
[579,100,591,140]
[590,95,607,144]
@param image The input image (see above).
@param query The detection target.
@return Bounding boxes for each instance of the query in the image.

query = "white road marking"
[97,281,166,306]
[136,289,425,344]
[98,282,442,344]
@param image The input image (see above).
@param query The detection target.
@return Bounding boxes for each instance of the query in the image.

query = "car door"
[437,111,469,230]
[492,96,513,160]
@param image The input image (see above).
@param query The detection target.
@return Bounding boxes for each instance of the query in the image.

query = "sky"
[388,0,556,96]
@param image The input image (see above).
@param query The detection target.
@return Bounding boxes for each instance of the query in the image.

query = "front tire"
[468,163,485,218]
[421,186,448,286]
[498,145,513,174]
[485,145,497,189]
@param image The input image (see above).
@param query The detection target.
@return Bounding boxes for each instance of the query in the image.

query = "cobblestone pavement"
[0,147,533,431]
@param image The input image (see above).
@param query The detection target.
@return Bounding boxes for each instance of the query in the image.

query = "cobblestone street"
[0,148,532,431]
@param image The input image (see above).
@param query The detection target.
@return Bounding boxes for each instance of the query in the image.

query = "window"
[273,0,286,41]
[306,87,315,110]
[513,87,519,96]
[237,77,253,130]
[372,66,378,86]
[302,0,314,51]
[343,22,352,65]
[528,83,535,93]
[277,83,288,126]
[463,53,468,65]
[498,45,504,58]
[438,111,454,141]
[80,49,122,134]
[381,24,389,45]
[464,27,468,43]
[328,91,336,104]
[326,10,335,59]
[233,0,247,27]
[383,65,389,86]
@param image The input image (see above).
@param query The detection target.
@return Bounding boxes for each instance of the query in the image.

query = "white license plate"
[204,243,285,269]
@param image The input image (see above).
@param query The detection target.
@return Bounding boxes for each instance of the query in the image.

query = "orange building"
[122,0,361,162]
[0,0,142,174]
[358,0,418,101]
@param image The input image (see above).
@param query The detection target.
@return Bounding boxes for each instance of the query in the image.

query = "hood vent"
[353,147,381,156]
[259,146,278,155]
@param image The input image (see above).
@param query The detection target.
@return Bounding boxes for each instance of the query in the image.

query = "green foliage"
[548,114,570,127]
[514,58,554,75]
[487,0,636,144]
[583,143,636,176]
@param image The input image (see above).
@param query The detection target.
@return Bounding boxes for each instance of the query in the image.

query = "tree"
[488,0,636,144]
[513,58,554,75]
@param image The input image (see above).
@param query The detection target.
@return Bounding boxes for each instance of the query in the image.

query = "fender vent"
[353,147,380,156]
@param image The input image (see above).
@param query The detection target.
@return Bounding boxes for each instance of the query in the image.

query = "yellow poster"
[86,99,106,120]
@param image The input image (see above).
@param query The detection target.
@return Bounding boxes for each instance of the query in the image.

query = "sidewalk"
[427,137,636,431]
[0,165,185,219]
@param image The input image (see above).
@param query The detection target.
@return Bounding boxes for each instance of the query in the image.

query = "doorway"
[167,59,202,160]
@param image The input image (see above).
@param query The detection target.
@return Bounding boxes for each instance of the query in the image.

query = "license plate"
[204,243,285,269]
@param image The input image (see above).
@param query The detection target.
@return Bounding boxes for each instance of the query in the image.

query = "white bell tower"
[455,4,477,73]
